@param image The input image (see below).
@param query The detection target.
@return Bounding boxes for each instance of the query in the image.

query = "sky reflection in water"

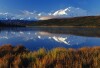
[0,27,100,50]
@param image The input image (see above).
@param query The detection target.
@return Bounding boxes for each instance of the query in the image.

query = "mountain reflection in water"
[0,27,100,50]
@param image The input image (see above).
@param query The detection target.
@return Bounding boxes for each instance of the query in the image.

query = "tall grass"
[0,45,100,68]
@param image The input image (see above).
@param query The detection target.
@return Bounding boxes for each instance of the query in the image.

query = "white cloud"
[0,12,10,20]
[11,7,87,20]
[0,7,87,20]
[38,16,56,20]
[67,7,87,16]
[22,10,35,15]
[51,7,87,17]
[38,13,42,16]
[0,12,8,15]
[11,11,38,20]
[38,7,87,20]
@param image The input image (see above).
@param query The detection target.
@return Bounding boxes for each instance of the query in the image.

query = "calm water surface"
[0,27,100,50]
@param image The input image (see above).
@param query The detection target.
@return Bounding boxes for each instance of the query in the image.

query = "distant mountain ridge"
[0,16,100,27]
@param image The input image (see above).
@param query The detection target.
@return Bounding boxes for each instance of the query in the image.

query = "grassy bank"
[0,44,100,68]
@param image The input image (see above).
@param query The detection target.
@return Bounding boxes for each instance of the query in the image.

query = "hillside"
[28,16,100,27]
[0,16,100,27]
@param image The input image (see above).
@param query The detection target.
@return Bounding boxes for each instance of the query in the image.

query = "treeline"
[28,16,100,26]
[0,20,34,27]
[0,44,100,68]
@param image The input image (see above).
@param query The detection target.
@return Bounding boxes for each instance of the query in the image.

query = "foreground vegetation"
[0,45,100,68]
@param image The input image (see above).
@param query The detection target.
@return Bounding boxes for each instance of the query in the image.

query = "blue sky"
[0,0,100,20]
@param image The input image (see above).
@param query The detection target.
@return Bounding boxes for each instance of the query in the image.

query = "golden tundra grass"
[0,44,100,68]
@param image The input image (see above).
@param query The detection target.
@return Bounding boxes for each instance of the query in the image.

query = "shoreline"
[26,26,100,28]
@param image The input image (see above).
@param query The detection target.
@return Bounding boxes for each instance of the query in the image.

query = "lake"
[0,27,100,50]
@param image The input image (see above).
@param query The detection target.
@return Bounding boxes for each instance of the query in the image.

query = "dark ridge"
[0,16,100,27]
[28,16,100,26]
[0,20,35,27]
